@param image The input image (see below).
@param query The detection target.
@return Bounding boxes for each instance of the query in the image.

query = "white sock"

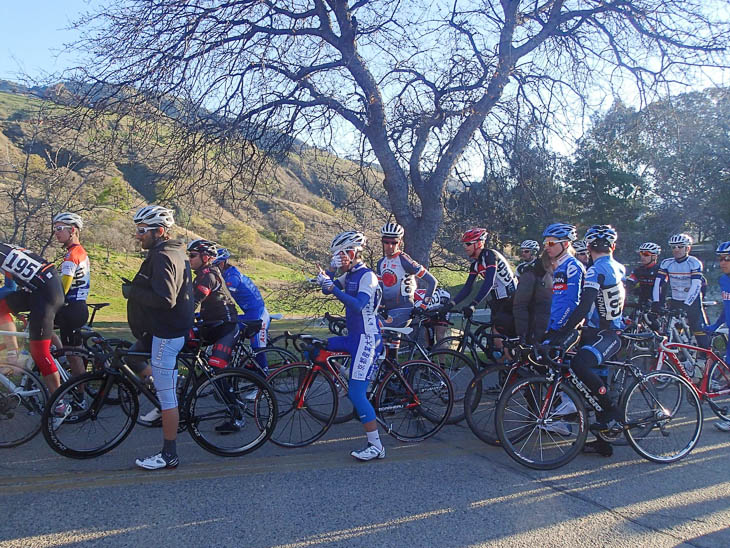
[366,430,382,450]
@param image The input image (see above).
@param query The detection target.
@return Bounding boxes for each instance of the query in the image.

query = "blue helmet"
[716,242,730,255]
[584,225,618,250]
[542,223,577,242]
[214,247,231,264]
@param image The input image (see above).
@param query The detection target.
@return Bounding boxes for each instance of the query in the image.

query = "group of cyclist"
[0,205,271,470]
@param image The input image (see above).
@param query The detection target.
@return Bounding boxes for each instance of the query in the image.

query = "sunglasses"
[670,245,686,250]
[543,240,566,248]
[188,252,200,258]
[53,225,71,232]
[639,251,655,257]
[136,226,158,235]
[520,249,533,253]
[464,242,476,247]
[381,239,399,245]
[719,255,730,263]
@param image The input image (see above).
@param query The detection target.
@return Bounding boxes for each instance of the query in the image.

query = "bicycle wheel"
[623,371,702,464]
[496,377,588,470]
[252,346,299,372]
[0,366,48,448]
[266,363,338,447]
[426,349,477,424]
[707,361,730,420]
[464,364,515,446]
[375,360,453,442]
[186,369,277,457]
[42,372,139,459]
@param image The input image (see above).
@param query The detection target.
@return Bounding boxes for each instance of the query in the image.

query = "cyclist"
[542,223,584,336]
[414,287,451,346]
[214,248,270,375]
[573,240,591,267]
[445,228,517,338]
[652,233,709,352]
[708,242,730,431]
[122,205,193,470]
[548,225,626,456]
[51,212,90,381]
[516,240,540,278]
[0,243,65,395]
[513,252,553,344]
[376,222,437,328]
[316,231,384,461]
[626,242,661,308]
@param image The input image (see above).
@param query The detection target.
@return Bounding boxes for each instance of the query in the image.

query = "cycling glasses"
[543,240,567,247]
[670,245,686,250]
[188,252,200,259]
[381,239,399,245]
[136,226,158,235]
[639,251,655,257]
[53,225,71,232]
[719,255,730,263]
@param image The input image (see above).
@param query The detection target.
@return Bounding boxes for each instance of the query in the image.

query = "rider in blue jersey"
[709,242,730,432]
[317,231,384,461]
[541,223,584,336]
[214,248,270,374]
[549,225,626,456]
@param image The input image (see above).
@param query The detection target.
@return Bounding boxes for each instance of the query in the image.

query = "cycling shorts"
[55,300,89,346]
[2,273,64,340]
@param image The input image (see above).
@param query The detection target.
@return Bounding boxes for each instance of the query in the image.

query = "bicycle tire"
[623,370,702,464]
[496,376,588,470]
[707,360,730,421]
[464,364,516,446]
[251,346,299,372]
[374,360,453,442]
[0,365,48,448]
[266,362,338,448]
[426,349,477,424]
[186,369,277,457]
[42,372,139,459]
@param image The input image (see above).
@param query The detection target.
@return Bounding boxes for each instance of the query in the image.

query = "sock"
[366,430,382,451]
[162,438,177,458]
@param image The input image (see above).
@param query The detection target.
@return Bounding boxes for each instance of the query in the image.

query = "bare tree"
[69,0,730,263]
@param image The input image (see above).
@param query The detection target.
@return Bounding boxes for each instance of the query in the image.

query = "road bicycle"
[0,364,47,447]
[42,323,278,459]
[265,330,454,448]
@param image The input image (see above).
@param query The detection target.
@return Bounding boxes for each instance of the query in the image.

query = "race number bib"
[1,249,43,283]
[600,284,625,321]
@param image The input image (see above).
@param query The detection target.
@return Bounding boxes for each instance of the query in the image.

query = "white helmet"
[572,239,588,254]
[668,233,692,247]
[330,231,366,255]
[638,242,661,255]
[380,222,404,239]
[133,205,175,228]
[519,240,540,252]
[52,212,83,230]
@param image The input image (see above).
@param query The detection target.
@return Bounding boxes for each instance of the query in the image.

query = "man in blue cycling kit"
[542,223,584,337]
[548,225,626,456]
[708,242,730,432]
[317,231,384,461]
[214,248,270,375]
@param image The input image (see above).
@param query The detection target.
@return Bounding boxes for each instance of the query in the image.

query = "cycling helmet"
[716,242,730,255]
[214,247,231,264]
[462,228,488,244]
[542,223,577,242]
[187,239,217,257]
[668,233,692,247]
[52,212,83,230]
[380,222,404,239]
[572,239,588,254]
[519,240,540,253]
[133,205,175,228]
[330,231,366,255]
[584,225,618,250]
[638,242,661,255]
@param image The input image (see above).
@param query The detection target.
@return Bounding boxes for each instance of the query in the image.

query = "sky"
[0,1,100,80]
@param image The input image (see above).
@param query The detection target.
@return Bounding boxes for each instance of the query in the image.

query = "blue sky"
[0,1,100,80]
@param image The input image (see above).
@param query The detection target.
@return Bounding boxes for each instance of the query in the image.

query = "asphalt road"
[1,413,730,548]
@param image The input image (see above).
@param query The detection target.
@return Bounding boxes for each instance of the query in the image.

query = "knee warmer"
[348,377,375,423]
[29,339,58,377]
[571,347,611,408]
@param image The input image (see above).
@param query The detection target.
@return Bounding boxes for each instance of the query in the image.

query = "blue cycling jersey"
[0,274,16,299]
[548,255,585,331]
[708,274,730,362]
[584,255,626,330]
[332,263,382,337]
[221,265,267,320]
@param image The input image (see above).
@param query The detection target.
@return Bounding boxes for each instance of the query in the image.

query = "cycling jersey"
[653,255,703,305]
[452,248,516,306]
[0,274,16,299]
[59,243,90,302]
[414,287,451,310]
[584,256,626,330]
[193,265,238,324]
[708,274,730,361]
[0,243,57,291]
[376,252,436,310]
[626,262,659,305]
[332,263,382,337]
[221,265,267,320]
[547,254,585,331]
[516,259,536,278]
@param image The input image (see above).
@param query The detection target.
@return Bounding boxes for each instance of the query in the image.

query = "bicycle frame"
[656,340,730,404]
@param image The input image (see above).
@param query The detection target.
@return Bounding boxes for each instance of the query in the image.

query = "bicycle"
[41,324,278,459]
[0,364,47,447]
[265,332,454,448]
[494,337,702,470]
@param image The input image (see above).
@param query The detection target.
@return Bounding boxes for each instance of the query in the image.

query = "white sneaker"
[543,420,572,436]
[715,421,730,432]
[350,443,386,461]
[52,400,72,430]
[553,397,577,416]
[135,452,179,470]
[140,407,162,423]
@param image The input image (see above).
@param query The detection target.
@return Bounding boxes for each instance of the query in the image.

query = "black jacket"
[512,260,553,343]
[127,239,193,339]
